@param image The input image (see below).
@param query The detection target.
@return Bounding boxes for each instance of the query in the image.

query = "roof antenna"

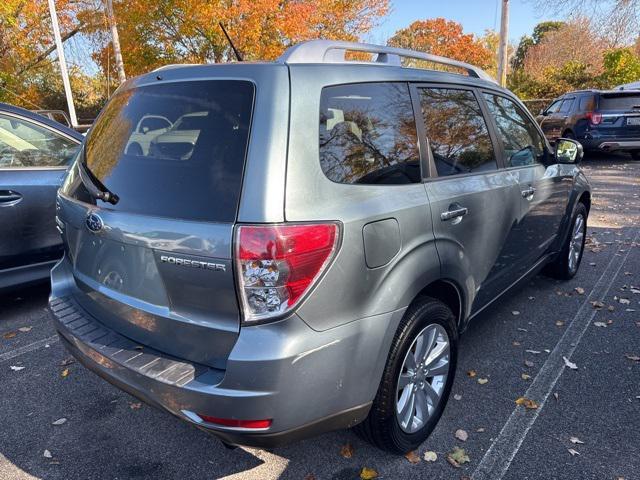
[219,22,243,62]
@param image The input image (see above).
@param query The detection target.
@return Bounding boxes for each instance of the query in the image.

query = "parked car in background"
[616,80,640,91]
[536,89,640,159]
[0,102,82,290]
[49,40,590,454]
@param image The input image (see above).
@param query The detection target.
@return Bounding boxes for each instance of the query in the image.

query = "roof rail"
[278,40,497,84]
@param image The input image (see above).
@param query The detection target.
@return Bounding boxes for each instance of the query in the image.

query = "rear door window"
[319,83,420,185]
[83,80,254,223]
[418,87,496,177]
[0,114,79,168]
[483,93,546,168]
[559,98,574,114]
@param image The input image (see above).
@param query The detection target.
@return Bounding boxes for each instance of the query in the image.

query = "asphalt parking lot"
[1,152,639,480]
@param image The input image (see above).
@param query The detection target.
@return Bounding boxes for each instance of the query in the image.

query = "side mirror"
[555,138,583,164]
[142,126,150,134]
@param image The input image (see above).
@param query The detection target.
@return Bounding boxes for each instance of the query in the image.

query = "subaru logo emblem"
[86,212,103,233]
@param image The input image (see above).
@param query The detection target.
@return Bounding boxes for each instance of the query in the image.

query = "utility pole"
[105,0,126,84]
[497,0,509,87]
[47,0,78,128]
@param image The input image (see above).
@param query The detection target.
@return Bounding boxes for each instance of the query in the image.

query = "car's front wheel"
[544,202,588,280]
[355,297,457,454]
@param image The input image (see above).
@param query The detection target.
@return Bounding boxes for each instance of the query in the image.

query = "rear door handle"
[521,187,536,199]
[440,206,468,222]
[0,190,22,205]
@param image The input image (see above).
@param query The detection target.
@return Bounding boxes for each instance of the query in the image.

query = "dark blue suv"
[536,89,640,159]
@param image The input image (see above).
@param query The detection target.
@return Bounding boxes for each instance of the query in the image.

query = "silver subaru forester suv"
[49,40,590,454]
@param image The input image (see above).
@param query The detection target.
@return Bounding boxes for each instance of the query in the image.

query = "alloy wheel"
[395,323,450,433]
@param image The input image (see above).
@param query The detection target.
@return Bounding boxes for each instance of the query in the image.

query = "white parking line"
[0,335,59,363]
[471,228,640,480]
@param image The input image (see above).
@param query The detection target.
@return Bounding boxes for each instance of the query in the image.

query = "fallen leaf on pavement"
[590,301,604,309]
[405,450,421,464]
[624,354,640,362]
[3,331,17,339]
[524,360,535,368]
[423,451,437,462]
[525,350,541,354]
[61,368,69,378]
[454,429,468,441]
[512,311,520,316]
[521,373,531,380]
[129,402,142,410]
[608,305,615,312]
[18,326,32,333]
[619,298,630,305]
[447,447,470,468]
[43,450,52,458]
[52,418,67,426]
[515,397,538,409]
[563,357,578,370]
[477,378,488,385]
[554,392,559,401]
[568,448,580,456]
[60,358,74,367]
[340,442,354,458]
[555,320,565,327]
[574,287,585,295]
[467,370,477,378]
[569,436,584,444]
[454,394,462,401]
[10,366,25,371]
[593,322,607,328]
[513,341,521,346]
[360,467,378,479]
[476,427,486,432]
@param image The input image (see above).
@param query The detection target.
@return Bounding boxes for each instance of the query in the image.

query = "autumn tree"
[91,0,390,78]
[387,18,494,71]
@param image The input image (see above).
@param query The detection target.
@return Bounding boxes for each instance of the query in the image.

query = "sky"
[366,0,562,44]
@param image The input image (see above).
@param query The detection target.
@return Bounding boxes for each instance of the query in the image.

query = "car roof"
[0,101,83,141]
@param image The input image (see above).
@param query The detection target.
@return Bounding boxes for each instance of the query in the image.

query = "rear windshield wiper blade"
[76,146,119,205]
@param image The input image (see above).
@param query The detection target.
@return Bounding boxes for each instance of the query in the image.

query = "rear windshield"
[84,80,254,223]
[599,93,640,111]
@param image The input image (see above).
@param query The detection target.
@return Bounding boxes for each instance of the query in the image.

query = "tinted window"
[483,93,546,168]
[0,114,78,168]
[418,88,496,176]
[545,100,562,114]
[319,83,420,185]
[559,98,574,113]
[599,93,640,110]
[81,80,254,223]
[578,95,596,111]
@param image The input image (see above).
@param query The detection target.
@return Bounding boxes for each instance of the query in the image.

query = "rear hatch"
[56,79,254,369]
[596,91,640,137]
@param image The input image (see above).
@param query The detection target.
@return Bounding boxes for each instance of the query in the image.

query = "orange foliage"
[388,18,494,70]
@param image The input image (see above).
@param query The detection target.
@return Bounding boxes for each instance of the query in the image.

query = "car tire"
[631,150,640,161]
[544,202,588,280]
[355,297,457,454]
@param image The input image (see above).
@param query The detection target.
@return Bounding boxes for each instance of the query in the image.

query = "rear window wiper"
[76,146,119,205]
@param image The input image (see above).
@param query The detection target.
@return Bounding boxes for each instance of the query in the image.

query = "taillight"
[235,223,339,322]
[586,111,602,125]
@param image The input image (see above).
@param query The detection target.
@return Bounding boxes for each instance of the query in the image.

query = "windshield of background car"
[83,80,254,223]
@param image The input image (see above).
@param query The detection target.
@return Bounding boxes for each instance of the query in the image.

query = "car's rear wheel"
[544,202,587,280]
[355,297,457,454]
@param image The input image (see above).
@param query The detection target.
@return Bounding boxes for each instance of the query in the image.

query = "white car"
[125,115,172,155]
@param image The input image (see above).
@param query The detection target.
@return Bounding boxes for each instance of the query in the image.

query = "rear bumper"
[579,135,640,152]
[49,260,403,447]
